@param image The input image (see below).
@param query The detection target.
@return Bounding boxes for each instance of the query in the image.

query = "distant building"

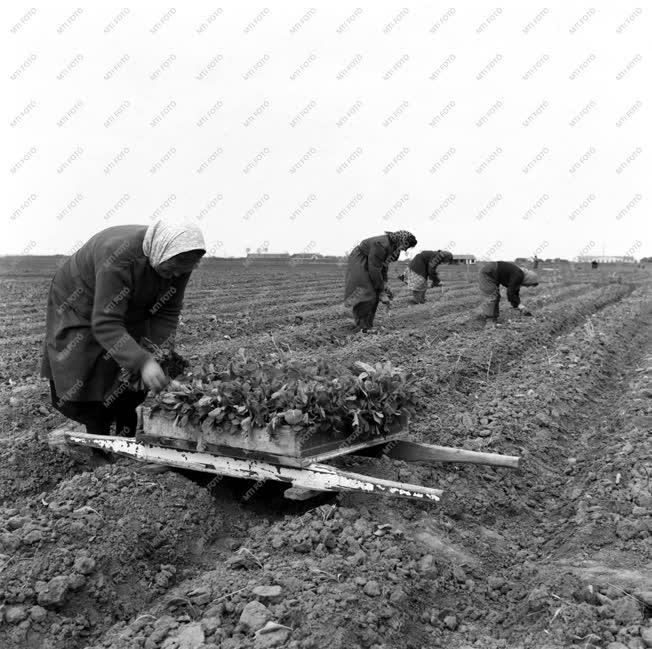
[450,254,476,265]
[576,255,636,263]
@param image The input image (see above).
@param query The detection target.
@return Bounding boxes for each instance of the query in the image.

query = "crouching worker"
[344,230,417,332]
[399,250,453,304]
[478,261,539,325]
[41,218,206,437]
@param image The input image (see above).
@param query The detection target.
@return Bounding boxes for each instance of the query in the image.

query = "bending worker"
[399,250,453,304]
[478,260,539,325]
[344,230,417,332]
[41,218,206,437]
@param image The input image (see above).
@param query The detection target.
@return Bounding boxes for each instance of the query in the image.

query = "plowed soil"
[1,259,650,649]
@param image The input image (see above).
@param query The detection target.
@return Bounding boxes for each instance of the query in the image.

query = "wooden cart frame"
[50,407,521,503]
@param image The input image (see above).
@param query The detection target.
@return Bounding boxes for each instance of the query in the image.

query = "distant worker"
[398,250,453,304]
[591,260,599,269]
[344,230,417,332]
[533,255,539,270]
[478,261,539,325]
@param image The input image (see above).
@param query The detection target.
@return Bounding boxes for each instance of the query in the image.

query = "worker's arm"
[427,260,441,286]
[91,264,149,372]
[148,273,191,348]
[506,271,523,308]
[368,241,388,291]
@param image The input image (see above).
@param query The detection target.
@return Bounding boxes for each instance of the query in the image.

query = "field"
[0,257,650,649]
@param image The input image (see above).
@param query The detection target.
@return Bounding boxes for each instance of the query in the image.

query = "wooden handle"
[383,441,521,469]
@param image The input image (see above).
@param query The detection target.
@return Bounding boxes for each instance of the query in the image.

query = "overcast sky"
[3,3,649,260]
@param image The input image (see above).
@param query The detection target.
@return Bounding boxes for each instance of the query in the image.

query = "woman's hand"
[141,357,169,393]
[517,304,533,316]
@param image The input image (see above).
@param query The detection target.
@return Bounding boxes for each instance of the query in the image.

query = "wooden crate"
[136,407,408,467]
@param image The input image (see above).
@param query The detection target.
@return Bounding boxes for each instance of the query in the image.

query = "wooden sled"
[48,407,521,503]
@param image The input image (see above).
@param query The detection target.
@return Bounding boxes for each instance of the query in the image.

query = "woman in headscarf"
[344,230,417,332]
[399,250,453,304]
[478,260,539,326]
[41,219,206,437]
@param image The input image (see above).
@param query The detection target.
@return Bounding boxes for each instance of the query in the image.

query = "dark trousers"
[50,381,146,437]
[411,289,427,304]
[478,262,500,319]
[352,298,380,330]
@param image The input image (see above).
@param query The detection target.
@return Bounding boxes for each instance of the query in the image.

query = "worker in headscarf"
[398,250,453,304]
[41,219,206,437]
[478,261,539,325]
[344,230,417,332]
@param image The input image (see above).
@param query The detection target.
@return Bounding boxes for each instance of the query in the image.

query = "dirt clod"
[239,600,272,632]
[613,597,644,624]
[363,580,381,596]
[4,605,28,624]
[640,627,652,647]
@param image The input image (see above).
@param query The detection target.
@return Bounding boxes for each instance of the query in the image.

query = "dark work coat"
[409,251,447,285]
[344,235,397,306]
[41,225,191,402]
[484,261,526,308]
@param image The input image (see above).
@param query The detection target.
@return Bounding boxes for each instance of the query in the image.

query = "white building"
[451,254,476,265]
[576,255,636,263]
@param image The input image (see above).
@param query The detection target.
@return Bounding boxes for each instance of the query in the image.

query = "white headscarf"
[142,219,206,268]
[520,268,539,286]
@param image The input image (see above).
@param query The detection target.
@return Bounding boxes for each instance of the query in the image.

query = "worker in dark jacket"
[344,230,417,332]
[478,261,539,325]
[41,219,205,436]
[399,250,453,303]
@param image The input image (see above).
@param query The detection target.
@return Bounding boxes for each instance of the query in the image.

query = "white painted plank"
[65,432,442,502]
